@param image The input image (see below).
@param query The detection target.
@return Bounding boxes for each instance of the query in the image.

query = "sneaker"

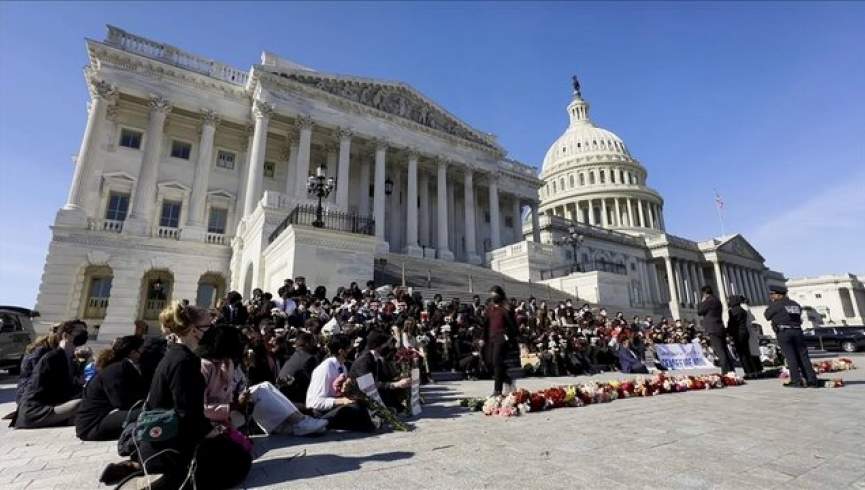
[292,416,328,436]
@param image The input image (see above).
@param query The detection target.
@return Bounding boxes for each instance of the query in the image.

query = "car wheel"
[841,341,856,353]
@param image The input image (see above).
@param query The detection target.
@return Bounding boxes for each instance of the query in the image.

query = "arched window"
[600,170,606,184]
[552,181,557,193]
[579,173,585,186]
[559,178,565,190]
[589,172,596,185]
[569,175,574,188]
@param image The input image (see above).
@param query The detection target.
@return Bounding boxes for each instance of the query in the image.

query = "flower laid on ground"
[779,357,856,379]
[459,372,747,418]
[333,374,411,431]
[824,379,845,388]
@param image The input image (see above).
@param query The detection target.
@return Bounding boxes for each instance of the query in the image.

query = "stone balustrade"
[88,218,124,233]
[157,226,180,240]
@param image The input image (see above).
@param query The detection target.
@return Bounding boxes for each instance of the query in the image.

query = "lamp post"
[384,176,394,197]
[556,224,585,273]
[307,164,335,228]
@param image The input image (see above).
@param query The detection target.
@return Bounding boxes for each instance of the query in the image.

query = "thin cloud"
[748,170,865,278]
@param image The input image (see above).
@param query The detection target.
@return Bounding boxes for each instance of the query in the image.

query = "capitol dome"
[537,83,665,235]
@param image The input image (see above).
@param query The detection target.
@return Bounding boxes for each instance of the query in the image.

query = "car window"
[0,313,22,332]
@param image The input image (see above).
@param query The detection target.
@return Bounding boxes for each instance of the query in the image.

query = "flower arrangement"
[779,357,856,379]
[461,372,747,418]
[333,373,411,431]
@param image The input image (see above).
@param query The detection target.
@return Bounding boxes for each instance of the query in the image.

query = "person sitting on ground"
[15,320,88,429]
[199,326,327,436]
[307,334,376,432]
[617,335,650,374]
[101,302,251,489]
[14,332,59,406]
[350,331,412,411]
[277,332,320,405]
[75,335,147,441]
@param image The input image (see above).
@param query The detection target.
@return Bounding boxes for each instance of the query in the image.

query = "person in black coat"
[100,303,250,488]
[220,291,248,326]
[726,295,761,379]
[349,331,410,411]
[697,286,734,374]
[76,336,147,441]
[277,332,320,404]
[15,321,88,429]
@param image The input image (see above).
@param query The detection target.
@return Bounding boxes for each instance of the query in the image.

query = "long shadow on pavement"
[249,451,414,485]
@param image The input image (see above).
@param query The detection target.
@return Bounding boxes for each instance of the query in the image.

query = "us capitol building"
[35,26,789,338]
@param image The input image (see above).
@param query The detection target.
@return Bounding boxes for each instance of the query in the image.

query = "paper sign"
[655,343,714,370]
[410,368,422,416]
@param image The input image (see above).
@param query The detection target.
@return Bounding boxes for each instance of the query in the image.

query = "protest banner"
[655,343,714,370]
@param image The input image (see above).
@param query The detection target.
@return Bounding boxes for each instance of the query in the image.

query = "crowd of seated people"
[7,274,767,488]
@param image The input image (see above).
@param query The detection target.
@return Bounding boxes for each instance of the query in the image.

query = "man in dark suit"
[697,285,734,374]
[220,291,248,326]
[349,331,410,411]
[278,333,320,404]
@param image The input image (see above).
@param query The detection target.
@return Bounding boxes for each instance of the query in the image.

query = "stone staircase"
[374,253,579,304]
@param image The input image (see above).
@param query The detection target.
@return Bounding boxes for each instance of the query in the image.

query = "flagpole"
[713,190,726,237]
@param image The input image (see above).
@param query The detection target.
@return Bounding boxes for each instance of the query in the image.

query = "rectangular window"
[160,200,182,228]
[207,207,228,234]
[118,128,142,149]
[600,171,606,183]
[88,277,113,300]
[216,150,236,170]
[263,161,275,178]
[105,192,130,221]
[170,140,192,160]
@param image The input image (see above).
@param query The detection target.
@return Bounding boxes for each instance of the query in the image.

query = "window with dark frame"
[119,128,142,149]
[160,200,182,228]
[208,207,228,234]
[171,140,192,160]
[216,150,236,170]
[263,161,275,178]
[105,192,130,221]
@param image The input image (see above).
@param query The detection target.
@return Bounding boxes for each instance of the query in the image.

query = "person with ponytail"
[15,320,89,428]
[75,335,147,441]
[101,301,250,488]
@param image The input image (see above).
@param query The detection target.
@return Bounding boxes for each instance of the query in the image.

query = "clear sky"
[1,2,863,308]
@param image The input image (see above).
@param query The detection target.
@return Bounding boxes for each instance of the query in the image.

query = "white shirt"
[306,357,346,413]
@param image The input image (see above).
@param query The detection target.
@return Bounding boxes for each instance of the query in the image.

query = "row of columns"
[720,262,768,306]
[552,196,664,231]
[660,257,769,319]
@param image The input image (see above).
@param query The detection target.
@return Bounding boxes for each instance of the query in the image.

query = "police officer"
[764,285,820,388]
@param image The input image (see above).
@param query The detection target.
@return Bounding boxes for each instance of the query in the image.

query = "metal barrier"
[269,204,375,244]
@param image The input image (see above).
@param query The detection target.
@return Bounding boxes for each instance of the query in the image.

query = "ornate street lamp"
[556,224,585,273]
[307,164,335,228]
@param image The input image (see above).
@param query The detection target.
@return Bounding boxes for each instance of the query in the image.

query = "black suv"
[803,326,865,353]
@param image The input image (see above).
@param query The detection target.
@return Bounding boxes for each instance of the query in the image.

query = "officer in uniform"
[763,285,820,388]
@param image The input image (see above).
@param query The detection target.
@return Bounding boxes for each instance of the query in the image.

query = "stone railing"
[500,158,539,179]
[205,232,226,245]
[105,25,248,86]
[261,191,296,211]
[157,226,180,240]
[487,240,557,261]
[88,218,124,233]
[84,297,109,319]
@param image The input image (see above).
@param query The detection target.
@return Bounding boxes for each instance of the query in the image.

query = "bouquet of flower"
[332,374,411,431]
[394,347,421,377]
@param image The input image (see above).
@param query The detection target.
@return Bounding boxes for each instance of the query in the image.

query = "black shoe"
[783,382,806,388]
[807,379,827,388]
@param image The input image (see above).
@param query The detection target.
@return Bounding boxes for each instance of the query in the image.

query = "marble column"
[530,202,541,243]
[587,199,596,226]
[325,145,338,204]
[463,169,480,264]
[675,260,688,307]
[126,95,173,235]
[335,128,352,210]
[748,271,760,304]
[512,197,522,243]
[664,257,680,316]
[284,139,299,198]
[626,198,634,227]
[389,164,402,251]
[405,152,421,257]
[358,159,371,216]
[436,160,453,261]
[419,170,430,248]
[235,125,254,223]
[600,198,608,227]
[60,80,117,225]
[614,198,622,227]
[447,178,456,254]
[758,274,768,304]
[183,110,219,240]
[712,261,729,312]
[637,200,646,228]
[294,115,313,198]
[373,141,387,245]
[240,100,273,218]
[647,202,656,229]
[689,262,701,306]
[488,175,501,249]
[658,205,666,230]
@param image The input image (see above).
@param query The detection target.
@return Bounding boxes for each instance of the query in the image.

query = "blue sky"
[1,2,863,308]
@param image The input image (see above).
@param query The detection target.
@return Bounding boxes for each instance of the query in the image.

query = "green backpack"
[134,406,179,443]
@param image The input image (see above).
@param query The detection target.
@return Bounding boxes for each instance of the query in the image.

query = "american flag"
[714,190,725,210]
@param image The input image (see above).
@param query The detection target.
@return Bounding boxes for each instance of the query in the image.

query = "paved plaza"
[1,353,864,489]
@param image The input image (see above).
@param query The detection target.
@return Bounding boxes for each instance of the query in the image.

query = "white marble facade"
[786,274,865,327]
[35,26,542,339]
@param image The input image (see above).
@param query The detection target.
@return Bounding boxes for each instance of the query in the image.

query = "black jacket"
[764,297,803,328]
[277,350,319,403]
[220,303,248,326]
[727,303,749,339]
[16,347,80,428]
[349,350,387,384]
[75,358,147,440]
[144,343,212,461]
[697,295,724,335]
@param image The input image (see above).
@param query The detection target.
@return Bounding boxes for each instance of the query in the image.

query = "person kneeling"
[76,336,147,441]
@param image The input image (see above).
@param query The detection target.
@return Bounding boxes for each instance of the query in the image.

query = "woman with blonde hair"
[100,302,250,488]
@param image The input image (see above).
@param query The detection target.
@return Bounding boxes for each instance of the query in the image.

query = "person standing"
[726,296,761,379]
[764,286,820,388]
[484,286,516,396]
[697,286,734,374]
